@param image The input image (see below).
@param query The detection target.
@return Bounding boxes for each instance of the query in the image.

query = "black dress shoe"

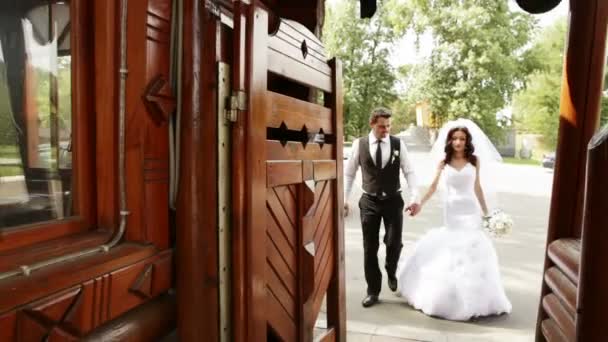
[388,276,398,292]
[362,295,379,308]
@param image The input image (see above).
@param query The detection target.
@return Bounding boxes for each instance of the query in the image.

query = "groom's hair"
[369,107,392,124]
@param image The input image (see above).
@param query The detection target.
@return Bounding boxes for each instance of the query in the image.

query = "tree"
[35,57,72,130]
[323,0,397,139]
[600,58,608,128]
[512,18,567,149]
[0,62,17,146]
[600,97,608,128]
[389,0,538,142]
[513,17,608,150]
[390,97,417,133]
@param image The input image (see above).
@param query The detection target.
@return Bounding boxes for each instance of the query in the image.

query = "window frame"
[0,0,100,253]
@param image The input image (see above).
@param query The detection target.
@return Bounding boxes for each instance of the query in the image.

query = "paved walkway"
[329,152,553,341]
[315,327,428,341]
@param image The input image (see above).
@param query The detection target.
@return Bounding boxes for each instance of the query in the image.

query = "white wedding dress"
[397,162,512,321]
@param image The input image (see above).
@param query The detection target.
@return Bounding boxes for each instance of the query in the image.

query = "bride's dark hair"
[444,126,478,166]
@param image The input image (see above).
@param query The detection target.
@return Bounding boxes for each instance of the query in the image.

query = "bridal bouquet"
[483,209,513,238]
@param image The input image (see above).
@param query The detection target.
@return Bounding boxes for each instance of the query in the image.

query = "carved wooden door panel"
[232,2,346,341]
[125,0,175,249]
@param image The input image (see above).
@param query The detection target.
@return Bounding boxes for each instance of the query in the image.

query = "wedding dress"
[396,162,512,321]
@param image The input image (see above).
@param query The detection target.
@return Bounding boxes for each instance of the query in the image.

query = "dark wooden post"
[576,127,608,341]
[176,0,219,340]
[231,2,248,342]
[327,58,346,342]
[240,4,269,342]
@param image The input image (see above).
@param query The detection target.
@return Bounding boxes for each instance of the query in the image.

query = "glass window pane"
[0,1,73,229]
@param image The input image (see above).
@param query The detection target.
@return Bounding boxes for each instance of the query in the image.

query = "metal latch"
[225,91,247,123]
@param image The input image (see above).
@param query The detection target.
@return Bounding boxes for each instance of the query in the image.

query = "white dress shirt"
[344,132,420,205]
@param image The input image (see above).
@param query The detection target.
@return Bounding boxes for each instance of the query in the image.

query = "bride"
[397,119,512,321]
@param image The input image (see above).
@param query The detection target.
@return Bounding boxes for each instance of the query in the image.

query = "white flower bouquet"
[483,209,513,238]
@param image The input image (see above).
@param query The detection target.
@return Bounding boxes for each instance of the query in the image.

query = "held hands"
[406,203,421,217]
[346,202,421,217]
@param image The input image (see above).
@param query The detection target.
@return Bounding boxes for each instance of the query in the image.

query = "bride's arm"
[420,161,444,207]
[474,160,489,216]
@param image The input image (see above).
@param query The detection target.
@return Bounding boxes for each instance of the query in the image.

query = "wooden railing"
[576,126,608,341]
[542,238,579,341]
[540,127,608,342]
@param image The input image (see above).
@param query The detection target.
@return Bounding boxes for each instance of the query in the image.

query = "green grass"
[0,166,23,177]
[0,145,22,177]
[0,145,19,159]
[503,157,541,166]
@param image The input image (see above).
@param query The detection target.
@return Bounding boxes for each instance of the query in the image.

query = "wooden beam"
[542,294,575,341]
[243,5,269,342]
[326,58,346,342]
[176,1,219,340]
[82,294,176,341]
[266,91,333,134]
[231,2,248,342]
[547,239,580,285]
[544,267,577,317]
[267,161,303,187]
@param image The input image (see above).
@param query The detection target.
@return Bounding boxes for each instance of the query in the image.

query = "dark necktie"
[375,140,383,169]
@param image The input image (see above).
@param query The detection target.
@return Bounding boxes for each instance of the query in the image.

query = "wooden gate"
[231,2,346,341]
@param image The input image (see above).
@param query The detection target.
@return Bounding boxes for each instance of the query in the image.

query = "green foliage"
[389,65,419,132]
[0,63,17,146]
[601,97,608,127]
[388,0,538,142]
[602,72,608,127]
[503,157,540,166]
[323,0,397,139]
[0,144,18,158]
[513,72,562,148]
[0,57,71,150]
[512,18,567,149]
[35,57,72,129]
[389,96,417,133]
[0,165,22,177]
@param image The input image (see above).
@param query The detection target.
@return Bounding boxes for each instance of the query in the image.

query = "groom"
[344,107,421,308]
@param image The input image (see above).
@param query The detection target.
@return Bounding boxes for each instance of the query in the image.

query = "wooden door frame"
[536,0,608,340]
[236,4,269,341]
[176,0,223,340]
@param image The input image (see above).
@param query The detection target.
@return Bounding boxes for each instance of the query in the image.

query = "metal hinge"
[225,91,247,123]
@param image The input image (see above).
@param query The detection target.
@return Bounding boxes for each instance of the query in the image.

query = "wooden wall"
[0,0,176,340]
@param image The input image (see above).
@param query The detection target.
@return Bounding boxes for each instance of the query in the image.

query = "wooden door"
[231,2,346,341]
